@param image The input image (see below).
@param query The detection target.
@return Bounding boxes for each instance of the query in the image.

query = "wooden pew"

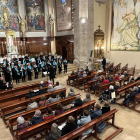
[9,94,80,137]
[17,100,96,140]
[105,62,114,72]
[67,74,78,86]
[118,63,128,75]
[112,63,121,74]
[0,84,56,107]
[58,109,123,140]
[128,65,136,76]
[1,88,66,126]
[0,81,48,99]
[116,80,140,105]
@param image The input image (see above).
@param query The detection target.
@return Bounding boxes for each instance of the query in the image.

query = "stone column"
[73,0,94,70]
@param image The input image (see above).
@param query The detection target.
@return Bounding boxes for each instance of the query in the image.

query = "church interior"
[0,0,140,140]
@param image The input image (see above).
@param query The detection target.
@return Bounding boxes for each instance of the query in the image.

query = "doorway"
[62,47,67,60]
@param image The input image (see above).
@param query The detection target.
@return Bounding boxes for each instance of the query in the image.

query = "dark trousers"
[54,68,56,75]
[22,76,25,82]
[50,78,54,85]
[35,72,38,79]
[103,65,106,71]
[59,67,62,74]
[42,69,45,77]
[28,72,32,80]
[16,75,19,84]
[64,65,67,73]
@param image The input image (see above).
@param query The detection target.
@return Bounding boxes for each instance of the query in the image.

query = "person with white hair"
[39,81,46,88]
[46,123,62,140]
[30,110,43,125]
[47,84,54,92]
[124,71,128,77]
[17,116,29,131]
[46,80,53,87]
[135,73,140,81]
[83,71,87,77]
[124,86,139,105]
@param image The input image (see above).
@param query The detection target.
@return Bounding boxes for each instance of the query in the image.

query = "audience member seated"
[80,68,84,73]
[120,75,125,79]
[129,76,134,83]
[114,82,120,91]
[92,73,99,80]
[71,71,75,76]
[67,88,75,104]
[109,75,114,82]
[90,104,106,133]
[114,74,119,81]
[76,72,83,81]
[83,71,87,77]
[102,101,110,114]
[37,86,47,95]
[87,70,91,76]
[75,68,79,74]
[43,107,55,120]
[90,79,102,92]
[55,103,65,116]
[0,77,7,90]
[72,95,83,108]
[46,80,53,87]
[47,85,54,92]
[97,68,103,73]
[58,90,66,100]
[39,81,46,88]
[102,76,109,89]
[30,110,43,125]
[17,116,29,132]
[85,66,89,72]
[135,74,140,81]
[124,71,128,77]
[77,110,92,136]
[123,86,138,105]
[54,82,62,91]
[25,89,35,99]
[83,93,91,104]
[38,95,48,107]
[46,123,62,140]
[48,92,58,103]
[61,116,78,140]
[26,98,38,111]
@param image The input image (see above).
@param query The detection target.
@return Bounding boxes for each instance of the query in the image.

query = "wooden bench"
[1,88,66,126]
[17,100,96,140]
[58,109,123,140]
[9,93,80,138]
[116,80,140,105]
[0,84,56,108]
[67,74,78,86]
[112,63,121,74]
[118,63,128,75]
[128,65,136,76]
[0,81,48,99]
[105,62,114,72]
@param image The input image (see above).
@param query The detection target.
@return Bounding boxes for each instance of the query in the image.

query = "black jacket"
[25,92,36,99]
[0,80,7,89]
[31,116,43,125]
[74,99,83,107]
[135,77,140,81]
[102,106,110,114]
[102,58,106,66]
[49,68,55,79]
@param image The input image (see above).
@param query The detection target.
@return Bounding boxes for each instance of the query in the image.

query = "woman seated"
[48,92,58,103]
[109,75,114,82]
[38,95,48,107]
[46,123,62,140]
[71,71,75,75]
[83,93,91,104]
[67,88,75,104]
[90,104,106,133]
[43,107,55,120]
[55,103,65,116]
[26,98,38,111]
[17,116,29,132]
[61,116,78,140]
[46,80,53,87]
[83,71,87,77]
[25,89,35,99]
[124,86,138,105]
[114,74,119,81]
[114,82,120,91]
[102,101,110,114]
[30,110,43,125]
[77,110,92,136]
[73,95,83,108]
[102,76,109,89]
[58,90,66,100]
[47,85,54,93]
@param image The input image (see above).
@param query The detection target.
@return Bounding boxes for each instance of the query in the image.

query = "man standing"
[102,57,106,71]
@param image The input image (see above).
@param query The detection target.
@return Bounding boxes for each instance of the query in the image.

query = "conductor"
[102,57,106,71]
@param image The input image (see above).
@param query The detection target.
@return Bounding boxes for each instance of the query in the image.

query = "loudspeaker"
[90,50,93,57]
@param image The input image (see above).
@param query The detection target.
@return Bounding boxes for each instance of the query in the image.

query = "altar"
[5,29,19,60]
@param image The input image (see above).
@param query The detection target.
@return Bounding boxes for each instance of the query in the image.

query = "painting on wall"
[24,0,45,32]
[0,0,19,31]
[111,0,140,51]
[56,0,72,31]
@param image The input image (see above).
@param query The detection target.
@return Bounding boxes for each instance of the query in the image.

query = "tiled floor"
[1,70,140,140]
